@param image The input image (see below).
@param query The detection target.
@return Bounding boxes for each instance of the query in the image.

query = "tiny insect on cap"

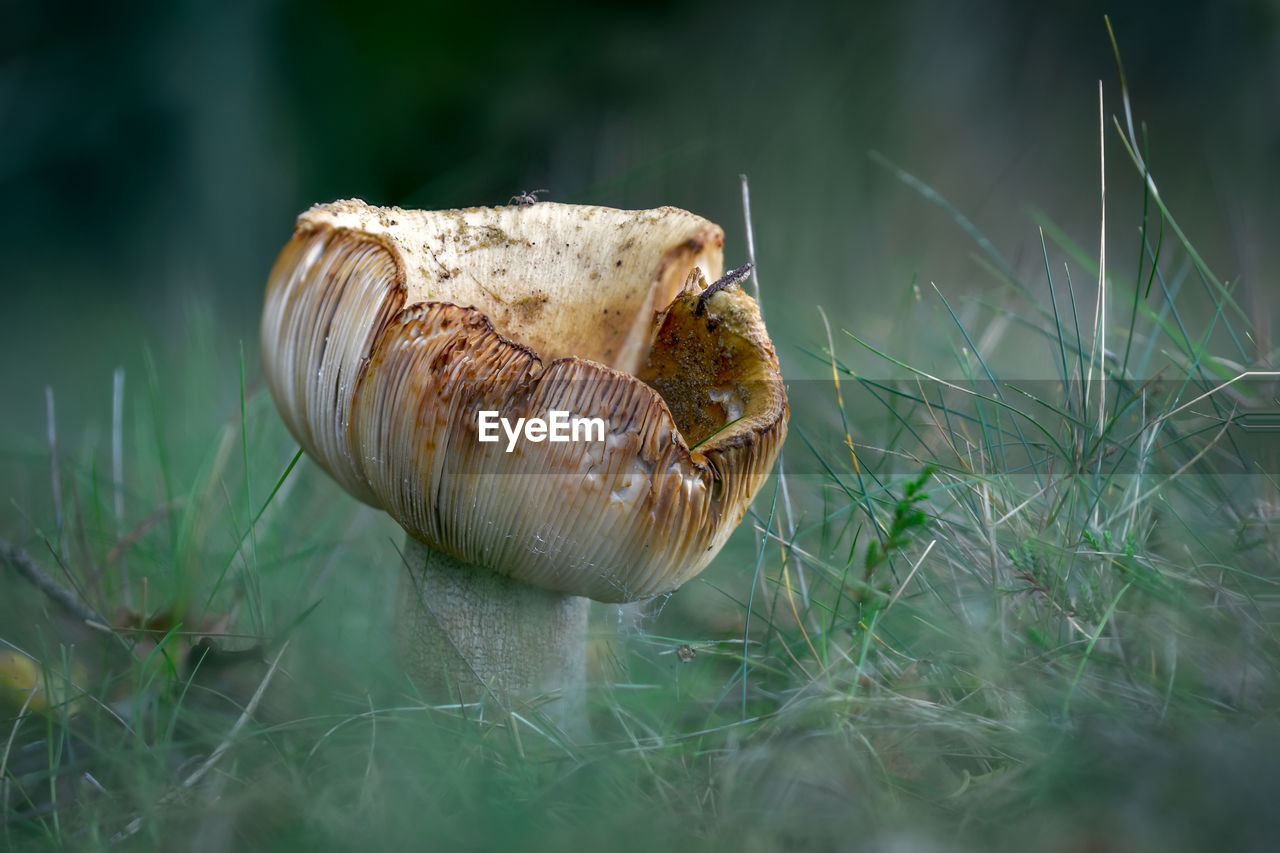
[510,189,550,205]
[261,200,787,602]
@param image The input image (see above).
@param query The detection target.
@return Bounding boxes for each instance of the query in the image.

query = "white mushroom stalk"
[261,200,788,725]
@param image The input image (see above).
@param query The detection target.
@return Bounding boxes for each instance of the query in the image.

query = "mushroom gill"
[261,200,787,602]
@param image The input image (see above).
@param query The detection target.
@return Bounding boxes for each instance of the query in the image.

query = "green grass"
[3,94,1278,851]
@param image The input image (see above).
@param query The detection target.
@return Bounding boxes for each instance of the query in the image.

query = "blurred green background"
[2,0,1276,480]
[1,5,1278,845]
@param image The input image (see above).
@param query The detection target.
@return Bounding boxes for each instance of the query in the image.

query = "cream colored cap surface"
[262,200,787,602]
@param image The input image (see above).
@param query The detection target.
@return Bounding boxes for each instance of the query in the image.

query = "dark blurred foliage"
[1,0,1276,441]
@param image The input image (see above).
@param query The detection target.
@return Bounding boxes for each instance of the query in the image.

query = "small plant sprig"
[860,465,934,601]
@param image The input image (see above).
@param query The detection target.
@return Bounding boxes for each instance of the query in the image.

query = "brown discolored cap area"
[261,199,787,602]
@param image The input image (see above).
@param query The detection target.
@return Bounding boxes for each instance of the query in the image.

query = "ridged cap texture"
[262,200,787,602]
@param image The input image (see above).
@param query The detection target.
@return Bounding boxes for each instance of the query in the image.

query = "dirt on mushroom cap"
[296,200,725,376]
[261,200,787,602]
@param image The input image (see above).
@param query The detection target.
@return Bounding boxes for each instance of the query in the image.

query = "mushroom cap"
[262,200,787,602]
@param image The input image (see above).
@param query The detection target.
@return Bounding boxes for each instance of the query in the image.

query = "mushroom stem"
[396,535,589,731]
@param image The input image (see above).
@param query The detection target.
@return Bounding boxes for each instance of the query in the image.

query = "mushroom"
[260,199,787,726]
